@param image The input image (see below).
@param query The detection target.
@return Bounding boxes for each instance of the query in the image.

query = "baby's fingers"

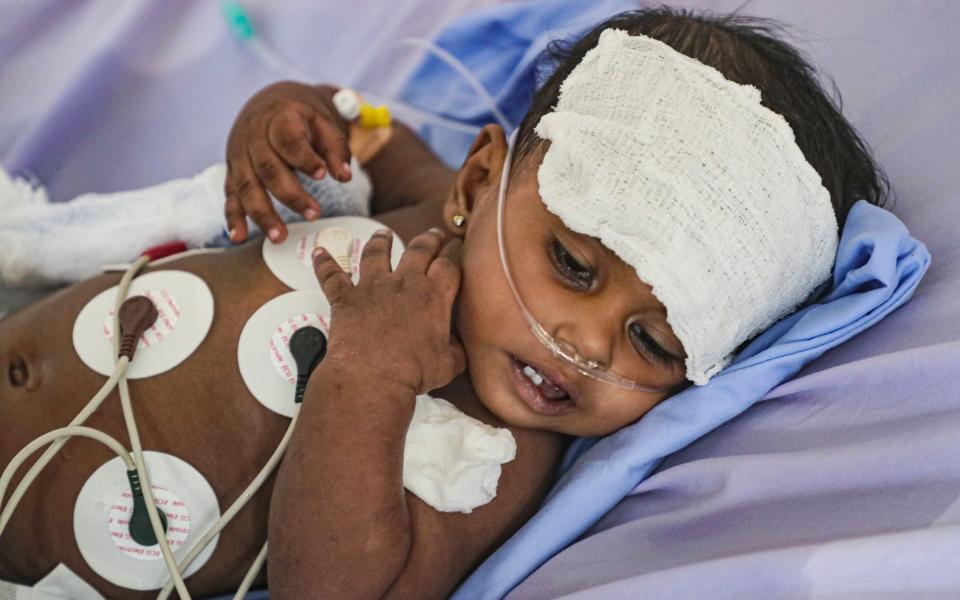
[235,158,285,242]
[224,165,248,243]
[268,111,327,184]
[312,247,353,305]
[248,142,321,226]
[427,236,463,300]
[358,229,395,281]
[312,115,352,182]
[397,228,446,274]
[226,153,286,243]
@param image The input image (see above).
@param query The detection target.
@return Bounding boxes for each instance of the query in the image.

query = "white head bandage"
[535,29,838,385]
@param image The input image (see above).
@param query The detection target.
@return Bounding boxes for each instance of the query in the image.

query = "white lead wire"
[0,426,134,536]
[158,408,300,600]
[105,258,191,599]
[0,357,128,527]
[233,541,269,600]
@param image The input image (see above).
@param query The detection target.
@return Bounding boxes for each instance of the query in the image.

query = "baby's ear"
[443,124,508,236]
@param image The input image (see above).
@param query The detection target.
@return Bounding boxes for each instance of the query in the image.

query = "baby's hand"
[312,228,466,396]
[225,81,353,244]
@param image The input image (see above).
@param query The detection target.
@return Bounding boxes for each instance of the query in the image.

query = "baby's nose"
[552,319,614,371]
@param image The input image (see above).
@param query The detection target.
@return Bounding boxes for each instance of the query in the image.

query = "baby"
[0,7,887,599]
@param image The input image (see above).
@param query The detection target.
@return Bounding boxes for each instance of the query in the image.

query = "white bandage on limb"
[535,29,838,384]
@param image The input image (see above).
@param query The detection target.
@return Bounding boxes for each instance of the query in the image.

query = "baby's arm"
[271,371,560,598]
[268,230,564,598]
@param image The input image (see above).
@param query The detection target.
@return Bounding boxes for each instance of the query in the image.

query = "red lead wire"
[141,241,188,261]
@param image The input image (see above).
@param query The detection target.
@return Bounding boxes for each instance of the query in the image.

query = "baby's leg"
[0,160,371,288]
[0,166,228,286]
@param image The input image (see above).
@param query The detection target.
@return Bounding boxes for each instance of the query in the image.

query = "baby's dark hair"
[512,6,889,227]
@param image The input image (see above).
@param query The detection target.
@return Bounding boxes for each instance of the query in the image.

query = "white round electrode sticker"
[72,271,214,379]
[238,290,331,417]
[262,216,404,290]
[73,451,220,591]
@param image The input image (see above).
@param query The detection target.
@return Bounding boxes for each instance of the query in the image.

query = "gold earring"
[452,214,466,227]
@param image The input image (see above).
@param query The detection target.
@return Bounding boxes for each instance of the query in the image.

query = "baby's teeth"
[522,365,544,386]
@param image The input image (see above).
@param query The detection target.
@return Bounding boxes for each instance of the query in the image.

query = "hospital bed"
[2,1,958,598]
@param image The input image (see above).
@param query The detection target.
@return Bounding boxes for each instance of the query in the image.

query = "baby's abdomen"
[0,244,297,598]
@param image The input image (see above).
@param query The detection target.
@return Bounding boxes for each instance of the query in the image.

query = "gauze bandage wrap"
[535,29,838,384]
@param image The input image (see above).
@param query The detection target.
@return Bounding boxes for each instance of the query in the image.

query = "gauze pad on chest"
[404,395,516,513]
[535,29,837,384]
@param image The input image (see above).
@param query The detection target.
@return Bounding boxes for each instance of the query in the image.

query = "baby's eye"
[628,322,678,367]
[549,241,593,288]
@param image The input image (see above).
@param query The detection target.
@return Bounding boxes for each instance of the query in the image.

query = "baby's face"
[453,148,688,437]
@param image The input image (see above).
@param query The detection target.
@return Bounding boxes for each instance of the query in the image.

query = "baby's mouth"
[519,361,569,399]
[509,355,577,416]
